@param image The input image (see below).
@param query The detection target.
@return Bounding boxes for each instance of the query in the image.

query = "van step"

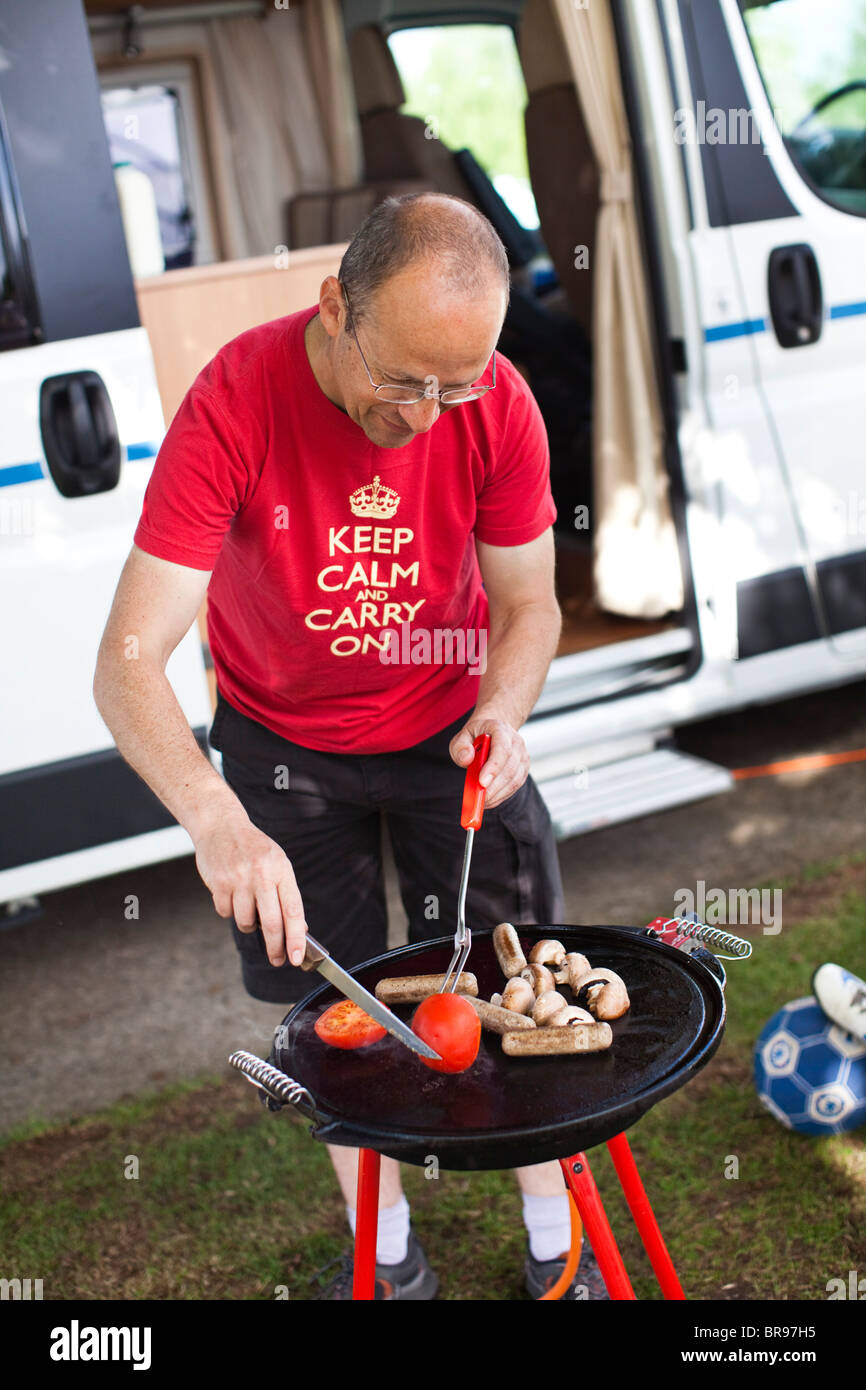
[535,626,693,714]
[537,748,734,840]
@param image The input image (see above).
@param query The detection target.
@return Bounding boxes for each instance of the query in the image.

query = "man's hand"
[449,529,559,810]
[449,709,530,810]
[192,806,309,967]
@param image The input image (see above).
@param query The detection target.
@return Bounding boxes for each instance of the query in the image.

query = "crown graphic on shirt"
[349,475,400,520]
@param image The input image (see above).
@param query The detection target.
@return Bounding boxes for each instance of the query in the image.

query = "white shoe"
[812,962,866,1041]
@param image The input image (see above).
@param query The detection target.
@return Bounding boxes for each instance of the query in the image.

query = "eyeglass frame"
[340,286,496,405]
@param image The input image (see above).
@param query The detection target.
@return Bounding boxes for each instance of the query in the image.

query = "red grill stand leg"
[559,1152,636,1300]
[352,1148,381,1300]
[350,1140,681,1302]
[606,1132,685,1299]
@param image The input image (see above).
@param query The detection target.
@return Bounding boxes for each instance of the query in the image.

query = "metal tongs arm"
[442,734,490,993]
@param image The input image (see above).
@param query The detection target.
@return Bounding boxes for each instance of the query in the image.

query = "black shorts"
[208,693,565,1004]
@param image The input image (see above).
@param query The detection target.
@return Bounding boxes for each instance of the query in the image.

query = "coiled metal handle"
[647,917,752,961]
[228,1049,316,1114]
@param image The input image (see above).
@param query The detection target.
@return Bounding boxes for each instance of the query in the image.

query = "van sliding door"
[732,0,866,657]
[678,0,866,662]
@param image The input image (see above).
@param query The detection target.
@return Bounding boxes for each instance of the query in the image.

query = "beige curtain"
[206,3,362,258]
[304,0,365,190]
[552,0,683,617]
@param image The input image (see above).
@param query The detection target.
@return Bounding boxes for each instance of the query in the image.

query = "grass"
[2,858,865,1301]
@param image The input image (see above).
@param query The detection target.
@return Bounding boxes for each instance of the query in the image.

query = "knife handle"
[461,733,491,831]
[299,933,329,971]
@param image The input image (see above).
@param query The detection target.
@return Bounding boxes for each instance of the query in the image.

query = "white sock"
[522,1192,572,1263]
[346,1195,411,1265]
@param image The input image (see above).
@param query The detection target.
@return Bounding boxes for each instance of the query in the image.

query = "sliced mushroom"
[531,990,568,1026]
[548,1004,595,1027]
[501,976,536,1015]
[520,962,555,997]
[552,952,593,989]
[528,938,566,968]
[572,967,630,1021]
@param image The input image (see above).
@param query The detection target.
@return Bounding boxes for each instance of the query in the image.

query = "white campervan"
[0,0,211,911]
[2,0,864,905]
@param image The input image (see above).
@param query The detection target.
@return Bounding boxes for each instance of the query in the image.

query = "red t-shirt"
[134,304,556,753]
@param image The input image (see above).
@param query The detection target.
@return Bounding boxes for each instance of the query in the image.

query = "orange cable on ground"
[731,748,866,781]
[538,1194,582,1300]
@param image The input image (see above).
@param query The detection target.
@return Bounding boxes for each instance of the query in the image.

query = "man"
[94,192,603,1300]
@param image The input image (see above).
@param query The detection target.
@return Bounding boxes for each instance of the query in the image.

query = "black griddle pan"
[256,925,726,1170]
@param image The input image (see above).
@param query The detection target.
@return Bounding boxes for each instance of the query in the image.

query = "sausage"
[501,1022,613,1055]
[492,922,527,979]
[374,972,478,1004]
[466,997,537,1034]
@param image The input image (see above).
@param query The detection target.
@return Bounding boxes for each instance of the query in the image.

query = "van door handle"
[767,243,823,348]
[39,370,121,497]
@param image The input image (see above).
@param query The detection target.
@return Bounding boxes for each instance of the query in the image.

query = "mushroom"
[528,939,566,968]
[571,967,630,1021]
[548,1004,595,1027]
[501,976,536,1015]
[520,963,556,997]
[552,952,593,989]
[531,990,568,1026]
[490,992,503,1008]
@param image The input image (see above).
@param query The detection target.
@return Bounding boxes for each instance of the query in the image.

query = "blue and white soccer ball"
[754,996,866,1135]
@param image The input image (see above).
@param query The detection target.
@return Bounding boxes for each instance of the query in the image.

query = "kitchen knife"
[300,932,442,1061]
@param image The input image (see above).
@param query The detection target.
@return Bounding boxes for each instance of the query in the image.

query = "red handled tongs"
[441,734,491,993]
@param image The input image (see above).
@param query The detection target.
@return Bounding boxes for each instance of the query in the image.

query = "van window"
[101,85,195,269]
[741,0,866,216]
[387,24,539,228]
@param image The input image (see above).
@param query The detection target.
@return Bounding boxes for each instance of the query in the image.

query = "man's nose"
[396,395,440,433]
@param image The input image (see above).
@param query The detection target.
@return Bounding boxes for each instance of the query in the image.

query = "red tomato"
[411,994,481,1074]
[314,1000,387,1050]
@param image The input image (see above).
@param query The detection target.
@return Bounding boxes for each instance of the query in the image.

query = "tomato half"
[411,994,481,1074]
[314,1000,387,1050]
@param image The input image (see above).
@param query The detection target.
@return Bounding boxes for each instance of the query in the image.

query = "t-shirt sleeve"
[133,385,253,571]
[473,369,558,546]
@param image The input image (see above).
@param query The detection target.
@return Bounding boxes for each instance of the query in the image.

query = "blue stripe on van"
[0,442,158,488]
[704,318,767,343]
[0,461,43,488]
[705,300,866,342]
[829,300,866,321]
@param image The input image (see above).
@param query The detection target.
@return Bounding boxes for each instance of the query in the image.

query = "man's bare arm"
[93,545,309,965]
[449,528,561,807]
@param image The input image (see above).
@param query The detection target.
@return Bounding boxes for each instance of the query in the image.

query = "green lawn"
[2,858,865,1300]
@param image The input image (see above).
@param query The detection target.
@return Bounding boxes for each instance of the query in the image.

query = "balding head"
[338,192,510,327]
[308,193,508,449]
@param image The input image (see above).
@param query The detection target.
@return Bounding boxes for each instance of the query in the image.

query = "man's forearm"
[93,654,242,842]
[474,600,562,728]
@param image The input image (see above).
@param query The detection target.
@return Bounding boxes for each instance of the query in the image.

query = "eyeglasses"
[342,288,496,405]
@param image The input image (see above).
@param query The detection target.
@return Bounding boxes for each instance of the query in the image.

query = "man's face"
[320,266,505,449]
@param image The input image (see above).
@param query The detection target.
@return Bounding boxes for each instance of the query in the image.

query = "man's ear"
[318,276,345,340]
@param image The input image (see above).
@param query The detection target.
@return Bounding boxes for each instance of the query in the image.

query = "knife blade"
[301,933,442,1062]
